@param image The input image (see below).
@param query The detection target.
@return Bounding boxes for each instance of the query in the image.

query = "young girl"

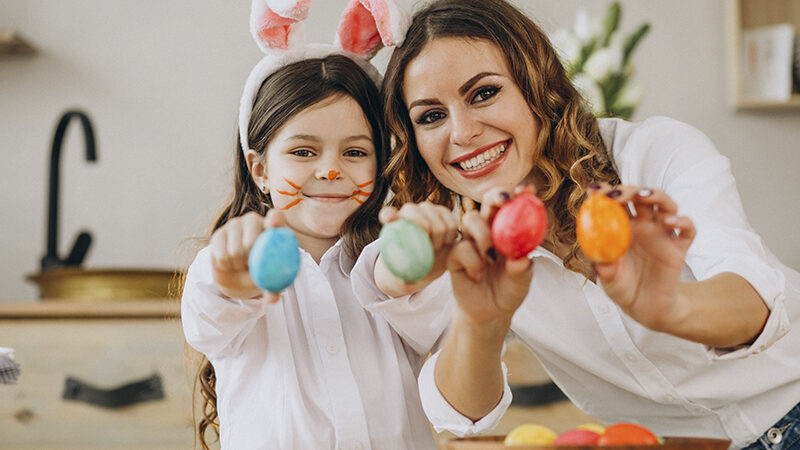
[349,0,800,448]
[181,1,438,448]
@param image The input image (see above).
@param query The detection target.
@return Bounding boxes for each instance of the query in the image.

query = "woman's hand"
[209,210,287,302]
[446,186,535,327]
[588,184,696,332]
[375,201,460,296]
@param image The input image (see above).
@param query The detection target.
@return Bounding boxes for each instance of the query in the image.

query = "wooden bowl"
[444,436,731,450]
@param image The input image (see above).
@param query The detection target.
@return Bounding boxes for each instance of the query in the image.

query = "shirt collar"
[298,239,355,278]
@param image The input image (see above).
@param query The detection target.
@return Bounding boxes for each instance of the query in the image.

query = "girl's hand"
[375,201,460,296]
[209,210,287,302]
[446,186,534,326]
[588,183,696,331]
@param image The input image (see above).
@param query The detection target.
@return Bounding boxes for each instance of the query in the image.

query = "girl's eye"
[291,149,314,157]
[472,86,501,103]
[415,110,446,125]
[344,149,367,157]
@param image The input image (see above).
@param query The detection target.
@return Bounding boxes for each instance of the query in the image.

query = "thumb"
[379,206,399,225]
[264,209,287,229]
[593,261,619,283]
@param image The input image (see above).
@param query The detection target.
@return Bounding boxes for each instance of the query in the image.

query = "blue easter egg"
[248,227,300,293]
[379,219,434,283]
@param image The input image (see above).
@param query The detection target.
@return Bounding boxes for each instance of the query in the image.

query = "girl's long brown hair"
[382,0,620,277]
[193,54,390,449]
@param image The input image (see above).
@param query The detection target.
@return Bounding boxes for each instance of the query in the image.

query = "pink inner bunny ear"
[337,0,401,57]
[251,0,311,51]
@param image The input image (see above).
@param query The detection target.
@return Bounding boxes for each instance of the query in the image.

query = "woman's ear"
[246,149,270,192]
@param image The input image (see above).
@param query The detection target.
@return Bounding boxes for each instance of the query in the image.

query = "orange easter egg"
[576,193,631,263]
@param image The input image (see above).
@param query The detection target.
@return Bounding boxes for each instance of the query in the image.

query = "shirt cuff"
[702,260,790,360]
[418,351,512,437]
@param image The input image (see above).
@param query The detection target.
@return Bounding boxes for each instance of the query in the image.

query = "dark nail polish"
[499,192,511,201]
[606,189,622,198]
[587,182,601,190]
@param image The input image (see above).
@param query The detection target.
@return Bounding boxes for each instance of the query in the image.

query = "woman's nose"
[449,108,482,146]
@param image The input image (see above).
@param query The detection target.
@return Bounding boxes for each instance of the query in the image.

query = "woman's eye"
[472,86,501,103]
[416,110,446,125]
[291,149,314,157]
[344,149,367,157]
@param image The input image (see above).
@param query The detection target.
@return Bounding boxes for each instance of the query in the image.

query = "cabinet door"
[0,318,198,449]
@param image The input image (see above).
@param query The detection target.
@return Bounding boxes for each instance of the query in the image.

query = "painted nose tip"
[327,170,340,181]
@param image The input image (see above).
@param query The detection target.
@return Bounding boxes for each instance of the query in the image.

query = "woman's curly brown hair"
[382,0,620,277]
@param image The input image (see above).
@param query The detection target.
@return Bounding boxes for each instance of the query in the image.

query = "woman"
[364,0,800,448]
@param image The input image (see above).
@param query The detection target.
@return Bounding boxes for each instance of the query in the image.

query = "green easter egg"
[379,220,434,283]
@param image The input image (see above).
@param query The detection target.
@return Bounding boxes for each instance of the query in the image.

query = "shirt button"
[663,394,676,403]
[598,304,610,314]
[625,353,637,363]
[767,427,783,444]
[326,343,339,355]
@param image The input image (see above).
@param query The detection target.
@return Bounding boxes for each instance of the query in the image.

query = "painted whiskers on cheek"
[276,177,304,210]
[350,180,373,204]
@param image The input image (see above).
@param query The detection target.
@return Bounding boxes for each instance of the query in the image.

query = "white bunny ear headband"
[239,0,410,154]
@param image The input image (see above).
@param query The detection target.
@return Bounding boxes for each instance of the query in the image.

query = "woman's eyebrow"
[458,72,501,95]
[408,72,503,111]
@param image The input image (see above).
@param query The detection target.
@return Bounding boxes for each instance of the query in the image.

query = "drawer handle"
[62,373,164,408]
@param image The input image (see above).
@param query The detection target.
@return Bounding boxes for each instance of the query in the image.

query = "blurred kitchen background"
[1,0,799,448]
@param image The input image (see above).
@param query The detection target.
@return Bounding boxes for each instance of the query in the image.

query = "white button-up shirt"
[355,117,800,449]
[182,241,437,450]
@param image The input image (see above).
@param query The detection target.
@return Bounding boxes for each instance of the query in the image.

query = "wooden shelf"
[0,29,35,56]
[725,0,800,110]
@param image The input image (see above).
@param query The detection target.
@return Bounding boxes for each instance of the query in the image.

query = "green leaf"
[622,23,651,67]
[602,2,621,47]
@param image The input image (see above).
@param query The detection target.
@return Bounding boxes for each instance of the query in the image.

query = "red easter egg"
[597,423,660,446]
[554,429,601,445]
[491,192,547,259]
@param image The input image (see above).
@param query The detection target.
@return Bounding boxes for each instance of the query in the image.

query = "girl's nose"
[449,107,482,146]
[318,169,342,181]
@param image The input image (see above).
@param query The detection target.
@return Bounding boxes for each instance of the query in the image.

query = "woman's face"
[403,37,541,202]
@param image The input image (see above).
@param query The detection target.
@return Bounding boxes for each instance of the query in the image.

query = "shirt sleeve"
[417,350,512,436]
[181,246,270,360]
[351,240,454,355]
[621,117,790,358]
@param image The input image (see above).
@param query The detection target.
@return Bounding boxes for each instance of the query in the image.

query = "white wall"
[2,0,798,301]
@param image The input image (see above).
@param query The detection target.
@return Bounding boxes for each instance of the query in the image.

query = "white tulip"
[613,82,643,109]
[550,28,581,67]
[583,41,623,82]
[573,9,592,43]
[572,73,606,115]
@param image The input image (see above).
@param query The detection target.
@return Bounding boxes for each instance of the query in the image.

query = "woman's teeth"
[458,143,507,171]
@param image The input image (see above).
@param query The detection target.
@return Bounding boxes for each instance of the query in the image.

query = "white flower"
[550,28,582,67]
[583,40,623,82]
[572,73,605,115]
[612,82,643,109]
[573,8,592,43]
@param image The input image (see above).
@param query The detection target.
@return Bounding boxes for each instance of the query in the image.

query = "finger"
[210,228,232,271]
[632,188,678,217]
[664,215,696,245]
[420,202,447,250]
[264,209,287,228]
[225,223,247,272]
[460,211,493,257]
[513,182,537,196]
[242,212,266,251]
[437,205,460,246]
[479,187,512,224]
[593,260,619,283]
[447,240,486,280]
[379,206,399,225]
[397,204,432,234]
[504,255,533,276]
[266,292,281,303]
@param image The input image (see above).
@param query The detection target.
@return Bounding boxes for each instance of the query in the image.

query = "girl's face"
[403,37,541,202]
[251,94,377,248]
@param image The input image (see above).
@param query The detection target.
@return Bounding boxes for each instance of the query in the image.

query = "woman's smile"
[449,139,511,178]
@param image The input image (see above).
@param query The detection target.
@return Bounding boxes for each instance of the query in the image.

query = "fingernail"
[606,189,622,198]
[587,182,601,190]
[499,191,511,201]
[637,188,653,197]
